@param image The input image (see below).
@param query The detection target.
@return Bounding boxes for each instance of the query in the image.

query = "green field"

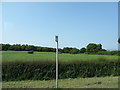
[2,51,119,62]
[2,76,118,88]
[2,51,119,88]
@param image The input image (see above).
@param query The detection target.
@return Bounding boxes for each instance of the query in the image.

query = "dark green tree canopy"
[86,43,102,54]
[63,47,73,53]
[80,47,86,53]
[70,48,79,54]
[1,43,106,54]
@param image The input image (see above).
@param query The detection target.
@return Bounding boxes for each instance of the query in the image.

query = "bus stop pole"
[55,36,58,88]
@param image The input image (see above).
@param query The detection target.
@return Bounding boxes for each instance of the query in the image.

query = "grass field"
[1,51,119,63]
[2,76,118,88]
[2,51,119,88]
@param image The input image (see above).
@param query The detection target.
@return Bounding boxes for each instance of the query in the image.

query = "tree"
[96,44,102,51]
[21,45,26,51]
[86,43,102,54]
[58,49,63,53]
[12,44,21,51]
[36,47,42,51]
[80,47,86,53]
[25,45,32,51]
[0,44,2,51]
[101,49,106,51]
[86,43,97,54]
[70,48,79,54]
[63,47,73,53]
[2,44,11,51]
[9,45,14,50]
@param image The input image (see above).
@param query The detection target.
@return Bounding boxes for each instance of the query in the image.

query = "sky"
[2,2,118,50]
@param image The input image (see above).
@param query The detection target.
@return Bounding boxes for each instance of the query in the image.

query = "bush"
[80,48,86,53]
[70,48,79,54]
[28,50,34,54]
[2,60,120,81]
[97,51,120,56]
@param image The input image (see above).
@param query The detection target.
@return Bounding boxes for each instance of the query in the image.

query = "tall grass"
[2,51,119,81]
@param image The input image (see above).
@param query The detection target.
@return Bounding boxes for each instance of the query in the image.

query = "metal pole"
[55,36,58,88]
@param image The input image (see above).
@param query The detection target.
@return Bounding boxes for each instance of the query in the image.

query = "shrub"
[70,48,79,54]
[80,48,86,53]
[2,60,120,81]
[28,50,34,54]
[97,51,120,56]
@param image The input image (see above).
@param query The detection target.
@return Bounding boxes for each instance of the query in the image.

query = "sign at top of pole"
[55,36,58,42]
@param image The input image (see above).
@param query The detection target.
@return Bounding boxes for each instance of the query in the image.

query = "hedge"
[97,51,120,56]
[2,60,120,81]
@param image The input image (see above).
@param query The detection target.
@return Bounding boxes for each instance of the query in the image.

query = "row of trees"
[1,43,106,54]
[0,44,56,52]
[1,38,120,54]
[61,43,106,54]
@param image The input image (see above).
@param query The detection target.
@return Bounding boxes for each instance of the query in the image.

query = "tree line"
[0,43,119,55]
[0,44,56,52]
[1,43,119,55]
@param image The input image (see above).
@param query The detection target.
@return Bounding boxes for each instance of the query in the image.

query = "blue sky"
[2,2,118,50]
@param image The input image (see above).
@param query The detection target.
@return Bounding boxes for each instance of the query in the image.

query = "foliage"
[28,50,34,54]
[70,48,79,54]
[1,44,56,52]
[96,44,102,51]
[62,47,73,53]
[80,47,86,53]
[2,59,120,81]
[1,43,120,55]
[2,51,120,81]
[1,44,11,51]
[86,43,102,54]
[97,51,120,56]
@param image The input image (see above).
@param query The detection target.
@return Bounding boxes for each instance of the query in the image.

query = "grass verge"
[2,76,118,88]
